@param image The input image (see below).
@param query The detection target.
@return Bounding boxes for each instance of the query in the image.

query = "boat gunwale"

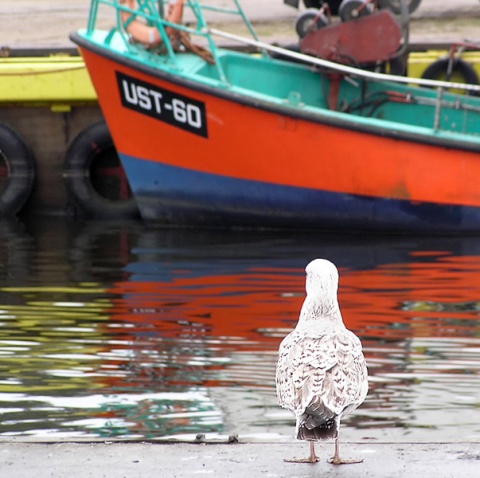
[70,31,480,155]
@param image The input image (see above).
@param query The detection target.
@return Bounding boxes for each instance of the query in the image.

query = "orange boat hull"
[76,41,480,232]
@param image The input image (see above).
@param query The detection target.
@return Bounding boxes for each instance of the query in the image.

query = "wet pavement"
[1,440,480,477]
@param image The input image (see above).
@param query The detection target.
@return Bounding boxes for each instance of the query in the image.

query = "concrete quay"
[1,0,480,51]
[1,440,480,478]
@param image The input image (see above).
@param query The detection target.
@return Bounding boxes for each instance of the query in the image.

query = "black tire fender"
[63,121,139,219]
[421,58,479,92]
[0,123,36,217]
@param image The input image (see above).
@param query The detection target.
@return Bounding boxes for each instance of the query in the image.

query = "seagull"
[276,258,368,465]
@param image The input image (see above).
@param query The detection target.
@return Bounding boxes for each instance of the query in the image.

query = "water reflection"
[0,219,479,441]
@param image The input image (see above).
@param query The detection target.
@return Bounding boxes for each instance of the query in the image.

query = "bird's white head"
[298,258,342,323]
[305,258,339,298]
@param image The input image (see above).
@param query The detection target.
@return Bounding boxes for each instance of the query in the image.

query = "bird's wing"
[321,330,368,417]
[276,326,367,418]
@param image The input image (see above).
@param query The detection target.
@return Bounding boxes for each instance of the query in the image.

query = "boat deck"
[83,27,480,148]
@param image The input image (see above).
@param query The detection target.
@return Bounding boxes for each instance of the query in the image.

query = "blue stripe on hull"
[120,154,480,232]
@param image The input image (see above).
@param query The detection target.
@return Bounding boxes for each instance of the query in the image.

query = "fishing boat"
[71,0,480,233]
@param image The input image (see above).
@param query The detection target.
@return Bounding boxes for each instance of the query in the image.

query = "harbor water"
[0,218,479,442]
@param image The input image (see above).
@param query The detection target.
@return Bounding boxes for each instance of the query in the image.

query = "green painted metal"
[80,0,480,145]
[85,0,262,85]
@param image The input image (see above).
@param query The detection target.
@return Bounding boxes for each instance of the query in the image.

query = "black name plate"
[117,71,208,138]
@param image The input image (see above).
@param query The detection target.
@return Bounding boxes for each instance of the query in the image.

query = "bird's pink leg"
[308,442,319,463]
[284,442,319,463]
[328,438,363,465]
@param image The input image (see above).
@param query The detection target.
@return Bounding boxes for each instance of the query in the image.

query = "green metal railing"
[85,0,260,84]
[83,0,480,129]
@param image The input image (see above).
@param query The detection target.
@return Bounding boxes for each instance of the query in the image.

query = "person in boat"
[119,0,185,48]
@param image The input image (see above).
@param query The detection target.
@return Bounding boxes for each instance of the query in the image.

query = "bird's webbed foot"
[284,442,318,464]
[284,456,319,464]
[328,456,363,465]
[329,438,363,465]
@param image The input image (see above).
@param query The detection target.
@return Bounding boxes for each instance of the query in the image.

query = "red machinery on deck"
[300,9,402,65]
[296,5,404,110]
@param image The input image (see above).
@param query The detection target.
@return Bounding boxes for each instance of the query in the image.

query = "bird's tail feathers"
[296,414,338,441]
